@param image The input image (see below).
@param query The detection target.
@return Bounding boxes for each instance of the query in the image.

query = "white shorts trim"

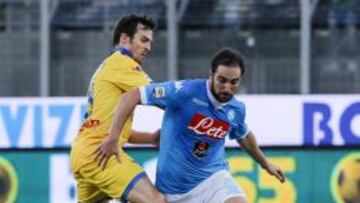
[166,170,246,203]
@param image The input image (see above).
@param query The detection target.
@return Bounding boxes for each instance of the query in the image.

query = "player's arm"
[237,132,286,183]
[128,80,189,146]
[128,129,160,145]
[94,80,185,169]
[94,89,141,169]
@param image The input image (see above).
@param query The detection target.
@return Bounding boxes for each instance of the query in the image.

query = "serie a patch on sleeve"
[153,87,166,98]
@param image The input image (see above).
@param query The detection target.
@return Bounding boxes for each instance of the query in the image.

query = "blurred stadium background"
[0,0,359,203]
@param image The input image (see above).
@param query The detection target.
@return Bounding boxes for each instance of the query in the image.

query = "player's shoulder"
[175,79,206,94]
[228,97,246,112]
[180,78,206,88]
[105,51,138,70]
[226,98,246,122]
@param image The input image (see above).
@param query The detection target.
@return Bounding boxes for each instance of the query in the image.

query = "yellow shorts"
[73,151,145,202]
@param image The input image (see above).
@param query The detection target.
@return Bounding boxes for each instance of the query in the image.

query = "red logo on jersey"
[79,119,100,132]
[188,113,229,139]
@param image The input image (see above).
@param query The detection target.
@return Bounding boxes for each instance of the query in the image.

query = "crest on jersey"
[192,141,209,158]
[227,109,235,121]
[153,87,166,98]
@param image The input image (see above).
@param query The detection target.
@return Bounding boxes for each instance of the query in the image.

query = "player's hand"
[264,162,286,183]
[93,135,121,170]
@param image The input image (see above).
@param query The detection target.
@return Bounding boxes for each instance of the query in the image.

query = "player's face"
[210,65,242,103]
[124,23,153,64]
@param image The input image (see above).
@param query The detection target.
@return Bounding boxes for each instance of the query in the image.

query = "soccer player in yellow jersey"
[70,14,167,203]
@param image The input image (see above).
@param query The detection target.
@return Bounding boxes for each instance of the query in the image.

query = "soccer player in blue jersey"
[95,47,286,203]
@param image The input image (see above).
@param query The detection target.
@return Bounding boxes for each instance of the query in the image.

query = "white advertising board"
[0,95,359,148]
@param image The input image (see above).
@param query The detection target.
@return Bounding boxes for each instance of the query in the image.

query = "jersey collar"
[113,45,133,58]
[206,80,229,109]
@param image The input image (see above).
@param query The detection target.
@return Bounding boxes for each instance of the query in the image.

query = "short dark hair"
[113,14,156,46]
[211,47,245,76]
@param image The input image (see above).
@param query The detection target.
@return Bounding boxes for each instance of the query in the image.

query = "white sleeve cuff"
[139,86,148,104]
[242,129,251,139]
[238,128,251,140]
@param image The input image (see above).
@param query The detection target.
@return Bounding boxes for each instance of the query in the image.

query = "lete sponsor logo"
[188,113,229,139]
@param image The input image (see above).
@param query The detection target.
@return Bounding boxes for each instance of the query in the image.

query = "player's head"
[113,14,156,64]
[209,48,245,103]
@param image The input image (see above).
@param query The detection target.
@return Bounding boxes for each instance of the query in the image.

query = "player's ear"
[119,33,130,45]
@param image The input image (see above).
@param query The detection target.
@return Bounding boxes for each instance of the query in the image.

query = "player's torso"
[71,51,150,170]
[157,80,240,193]
[172,85,233,163]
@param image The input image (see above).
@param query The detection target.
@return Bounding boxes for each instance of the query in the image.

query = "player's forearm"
[129,130,157,144]
[237,132,269,169]
[108,89,141,141]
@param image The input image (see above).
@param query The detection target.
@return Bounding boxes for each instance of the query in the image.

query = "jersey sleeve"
[229,106,250,140]
[229,122,249,140]
[110,68,150,90]
[139,80,187,109]
[105,54,151,91]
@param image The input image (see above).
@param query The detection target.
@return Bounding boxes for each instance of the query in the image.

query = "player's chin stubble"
[210,81,232,103]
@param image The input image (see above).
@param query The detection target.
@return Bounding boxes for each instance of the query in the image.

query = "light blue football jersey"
[140,79,249,194]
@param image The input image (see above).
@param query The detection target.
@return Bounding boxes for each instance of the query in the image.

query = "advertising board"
[0,149,359,203]
[0,95,359,148]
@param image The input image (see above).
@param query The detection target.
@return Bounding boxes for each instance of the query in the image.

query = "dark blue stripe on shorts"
[120,172,147,202]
